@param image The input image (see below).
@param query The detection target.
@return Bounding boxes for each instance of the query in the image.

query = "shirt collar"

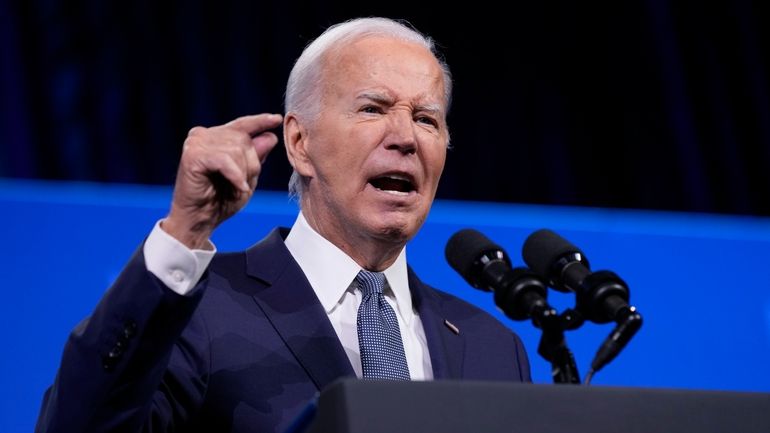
[284,211,414,325]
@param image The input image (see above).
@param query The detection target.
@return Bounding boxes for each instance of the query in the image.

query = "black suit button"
[123,320,137,339]
[102,356,116,371]
[108,345,123,359]
[103,345,123,371]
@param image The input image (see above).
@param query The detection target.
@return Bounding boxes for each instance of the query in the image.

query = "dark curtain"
[2,0,769,215]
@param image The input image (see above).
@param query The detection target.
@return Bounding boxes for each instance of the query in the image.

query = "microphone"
[446,228,582,384]
[523,229,635,323]
[522,229,642,379]
[445,228,553,324]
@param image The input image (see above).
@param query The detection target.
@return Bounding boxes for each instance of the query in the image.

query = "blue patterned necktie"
[355,270,411,380]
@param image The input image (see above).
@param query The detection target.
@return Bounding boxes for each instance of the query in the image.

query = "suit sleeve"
[35,245,211,433]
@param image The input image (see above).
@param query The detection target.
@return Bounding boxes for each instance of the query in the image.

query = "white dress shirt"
[143,213,433,380]
[143,220,216,295]
[284,213,433,380]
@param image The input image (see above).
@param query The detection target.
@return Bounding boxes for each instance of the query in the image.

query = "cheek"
[327,127,375,163]
[333,149,368,177]
[425,147,447,181]
[311,140,359,177]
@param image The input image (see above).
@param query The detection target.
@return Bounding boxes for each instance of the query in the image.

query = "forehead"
[322,36,447,107]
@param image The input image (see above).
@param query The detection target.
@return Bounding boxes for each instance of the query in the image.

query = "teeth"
[369,173,415,195]
[385,174,411,182]
[371,183,411,195]
[380,189,409,196]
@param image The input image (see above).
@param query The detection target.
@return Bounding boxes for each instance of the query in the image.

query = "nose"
[384,110,417,154]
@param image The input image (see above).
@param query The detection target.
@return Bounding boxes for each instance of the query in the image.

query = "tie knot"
[356,270,386,296]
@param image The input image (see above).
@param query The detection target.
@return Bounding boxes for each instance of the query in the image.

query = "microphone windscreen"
[522,229,584,277]
[445,228,503,279]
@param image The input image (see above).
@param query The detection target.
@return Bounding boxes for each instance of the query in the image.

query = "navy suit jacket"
[37,228,530,433]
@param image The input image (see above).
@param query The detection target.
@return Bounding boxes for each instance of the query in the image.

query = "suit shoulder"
[209,251,246,274]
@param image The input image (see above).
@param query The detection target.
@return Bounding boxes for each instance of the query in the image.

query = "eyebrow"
[356,92,445,116]
[356,92,395,106]
[415,103,443,117]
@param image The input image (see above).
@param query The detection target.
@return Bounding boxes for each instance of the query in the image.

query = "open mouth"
[369,174,416,196]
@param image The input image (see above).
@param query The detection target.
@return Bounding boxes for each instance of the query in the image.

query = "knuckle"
[182,136,197,148]
[231,130,251,144]
[188,126,206,136]
[182,137,202,156]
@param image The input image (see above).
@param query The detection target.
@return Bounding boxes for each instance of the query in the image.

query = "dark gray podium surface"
[301,379,770,433]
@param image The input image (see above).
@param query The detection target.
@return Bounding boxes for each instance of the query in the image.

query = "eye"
[415,115,438,127]
[360,105,383,114]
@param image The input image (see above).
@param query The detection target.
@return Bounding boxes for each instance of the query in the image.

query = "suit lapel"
[240,229,464,383]
[408,268,465,379]
[244,229,355,391]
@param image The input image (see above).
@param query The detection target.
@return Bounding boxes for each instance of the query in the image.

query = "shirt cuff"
[143,219,217,295]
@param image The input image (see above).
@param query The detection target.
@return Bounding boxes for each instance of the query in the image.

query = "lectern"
[293,379,770,433]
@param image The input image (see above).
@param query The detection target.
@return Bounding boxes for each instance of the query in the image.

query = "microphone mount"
[493,268,583,384]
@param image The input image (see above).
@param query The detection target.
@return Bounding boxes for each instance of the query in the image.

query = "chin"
[369,213,423,243]
[374,226,410,243]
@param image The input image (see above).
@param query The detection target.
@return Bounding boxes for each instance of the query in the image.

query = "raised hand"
[162,113,283,249]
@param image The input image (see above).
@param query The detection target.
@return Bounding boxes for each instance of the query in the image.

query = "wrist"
[161,212,214,250]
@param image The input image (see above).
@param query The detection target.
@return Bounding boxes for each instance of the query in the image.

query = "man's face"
[295,36,449,250]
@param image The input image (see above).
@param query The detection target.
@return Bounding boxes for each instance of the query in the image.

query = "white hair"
[284,17,453,202]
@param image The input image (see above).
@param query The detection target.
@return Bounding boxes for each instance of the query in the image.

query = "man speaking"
[36,17,531,433]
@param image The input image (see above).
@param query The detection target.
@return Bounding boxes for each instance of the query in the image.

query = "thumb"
[252,131,279,163]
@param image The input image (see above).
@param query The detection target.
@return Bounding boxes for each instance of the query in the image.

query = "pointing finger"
[225,113,283,136]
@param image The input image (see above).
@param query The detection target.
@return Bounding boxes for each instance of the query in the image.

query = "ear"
[283,113,315,177]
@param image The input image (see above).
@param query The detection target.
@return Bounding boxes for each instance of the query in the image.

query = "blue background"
[3,179,770,432]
